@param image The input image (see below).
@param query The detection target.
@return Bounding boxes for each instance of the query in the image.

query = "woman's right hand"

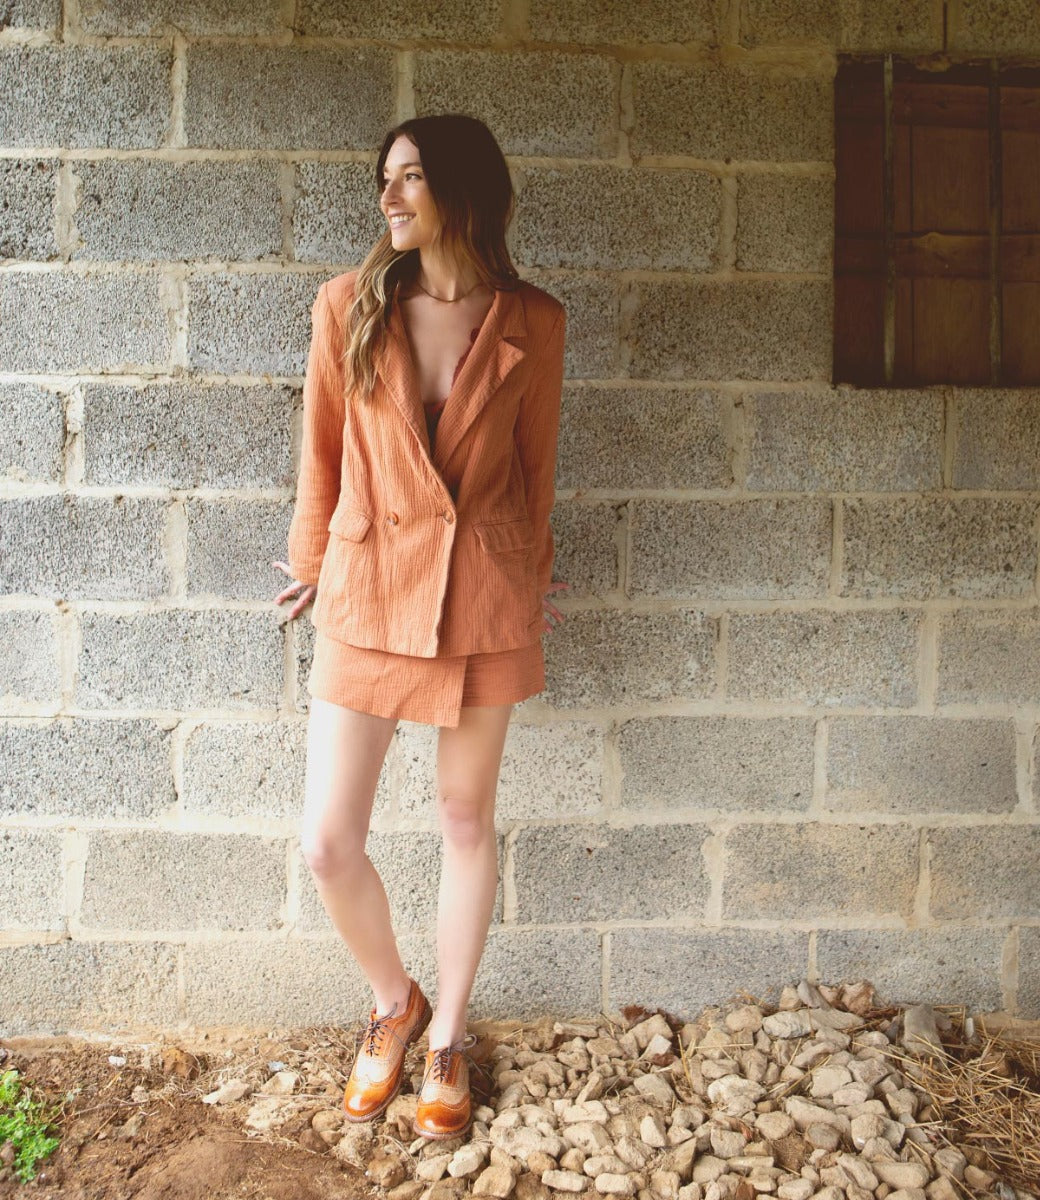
[272,560,317,623]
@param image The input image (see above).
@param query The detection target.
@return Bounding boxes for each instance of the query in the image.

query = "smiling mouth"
[390,214,415,227]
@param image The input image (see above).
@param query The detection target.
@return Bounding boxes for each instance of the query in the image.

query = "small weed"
[0,1068,61,1183]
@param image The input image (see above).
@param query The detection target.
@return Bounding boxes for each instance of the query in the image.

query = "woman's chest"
[401,295,494,408]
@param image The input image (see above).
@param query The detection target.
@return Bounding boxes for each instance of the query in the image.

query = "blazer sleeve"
[515,304,566,601]
[286,282,345,586]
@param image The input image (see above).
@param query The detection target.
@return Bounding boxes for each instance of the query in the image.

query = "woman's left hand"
[541,581,569,634]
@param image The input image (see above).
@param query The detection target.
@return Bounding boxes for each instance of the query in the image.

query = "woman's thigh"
[435,704,514,831]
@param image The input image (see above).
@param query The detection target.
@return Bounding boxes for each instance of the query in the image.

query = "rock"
[709,1128,746,1159]
[526,1150,557,1174]
[784,1098,848,1134]
[875,1163,930,1190]
[678,1187,704,1200]
[563,1121,612,1154]
[651,1169,683,1200]
[885,1191,926,1200]
[762,1011,812,1039]
[473,1165,518,1198]
[616,1136,655,1169]
[586,1155,631,1178]
[331,1124,375,1168]
[260,1069,299,1096]
[367,1151,409,1189]
[514,1176,550,1200]
[755,1112,794,1141]
[809,1066,852,1098]
[925,1179,959,1200]
[560,1148,586,1172]
[388,1183,425,1200]
[597,1173,639,1195]
[663,1139,700,1182]
[562,1101,610,1124]
[900,1006,942,1058]
[776,1181,813,1200]
[640,1113,667,1149]
[542,1169,588,1192]
[633,1073,676,1107]
[805,1123,840,1151]
[932,1147,966,1181]
[725,1006,764,1034]
[449,1143,490,1178]
[417,1154,453,1182]
[630,1015,674,1051]
[964,1166,996,1190]
[202,1078,251,1104]
[835,1155,879,1191]
[691,1156,727,1185]
[707,1075,765,1116]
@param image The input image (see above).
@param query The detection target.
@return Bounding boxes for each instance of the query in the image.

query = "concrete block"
[746,389,943,492]
[0,941,179,1036]
[82,382,293,489]
[293,161,386,264]
[610,927,809,1019]
[543,610,717,710]
[816,928,1003,1011]
[0,383,65,483]
[617,715,814,814]
[413,49,619,158]
[514,822,710,923]
[841,497,1039,600]
[0,270,172,373]
[0,830,64,930]
[727,610,920,707]
[81,830,285,931]
[929,827,1040,920]
[471,928,602,1018]
[629,281,832,382]
[0,610,61,705]
[0,157,57,259]
[184,46,393,149]
[937,611,1040,705]
[0,0,60,29]
[0,495,169,600]
[78,0,285,35]
[550,502,620,598]
[187,271,317,375]
[75,610,283,711]
[524,271,618,380]
[295,616,316,714]
[722,822,919,920]
[71,160,283,261]
[528,0,719,44]
[186,498,293,600]
[512,166,720,271]
[740,0,939,51]
[296,0,500,39]
[736,174,832,272]
[826,717,1017,815]
[631,61,831,161]
[0,45,172,148]
[557,385,732,490]
[947,0,1040,52]
[1019,927,1040,1018]
[0,717,174,820]
[629,498,831,599]
[953,388,1040,489]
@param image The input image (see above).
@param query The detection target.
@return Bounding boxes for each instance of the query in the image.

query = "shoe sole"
[342,997,432,1123]
[411,1112,473,1141]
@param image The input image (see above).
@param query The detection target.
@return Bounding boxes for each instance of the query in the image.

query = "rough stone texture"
[937,611,1040,705]
[75,611,283,711]
[77,0,286,35]
[513,823,710,923]
[745,390,943,492]
[825,717,1017,815]
[296,0,500,39]
[81,831,286,932]
[0,941,180,1036]
[953,389,1040,489]
[184,47,393,149]
[471,929,601,1018]
[71,160,283,261]
[736,174,832,272]
[629,498,831,599]
[0,45,172,149]
[946,0,1040,52]
[617,716,814,813]
[740,0,939,50]
[629,281,832,381]
[186,499,293,600]
[0,610,61,705]
[0,718,174,820]
[82,383,294,489]
[929,827,1040,920]
[0,157,57,260]
[722,823,919,920]
[0,495,169,600]
[0,383,65,482]
[413,50,619,159]
[293,161,387,264]
[841,497,1040,599]
[294,618,316,715]
[1019,926,1040,1016]
[526,271,618,380]
[549,502,620,598]
[816,928,1005,1010]
[0,0,60,29]
[529,0,719,43]
[0,829,64,930]
[610,927,809,1018]
[557,387,732,491]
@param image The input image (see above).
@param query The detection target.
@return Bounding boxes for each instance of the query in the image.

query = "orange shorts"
[306,629,545,727]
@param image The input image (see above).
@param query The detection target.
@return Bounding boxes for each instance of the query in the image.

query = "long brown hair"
[343,114,521,401]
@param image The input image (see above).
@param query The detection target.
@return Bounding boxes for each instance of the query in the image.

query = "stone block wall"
[1,0,1039,1035]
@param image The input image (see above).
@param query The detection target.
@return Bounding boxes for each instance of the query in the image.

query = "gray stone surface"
[0,383,65,482]
[0,718,174,819]
[524,271,618,380]
[529,0,719,43]
[746,389,943,492]
[618,716,814,813]
[0,45,171,148]
[937,611,1040,705]
[81,831,286,931]
[740,0,939,50]
[0,829,64,929]
[629,498,831,599]
[0,610,61,704]
[71,160,283,261]
[514,823,710,923]
[727,610,920,707]
[0,941,179,1036]
[610,927,809,1019]
[184,46,393,149]
[826,717,1017,815]
[75,610,283,711]
[295,616,316,714]
[0,495,169,600]
[947,0,1040,52]
[929,827,1040,920]
[471,928,602,1018]
[841,497,1039,599]
[0,157,57,259]
[737,174,832,272]
[186,498,293,600]
[0,0,60,28]
[292,161,387,264]
[1019,927,1040,1018]
[549,502,619,598]
[77,0,286,35]
[722,823,919,920]
[629,281,832,382]
[82,382,294,489]
[296,0,500,39]
[953,389,1040,489]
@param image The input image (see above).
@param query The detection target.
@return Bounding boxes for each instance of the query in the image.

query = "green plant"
[0,1068,61,1183]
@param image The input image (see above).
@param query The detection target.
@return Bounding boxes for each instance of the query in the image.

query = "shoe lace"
[426,1034,477,1085]
[360,1002,400,1057]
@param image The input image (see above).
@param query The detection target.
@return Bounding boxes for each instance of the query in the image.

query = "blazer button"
[387,511,399,525]
[443,511,454,524]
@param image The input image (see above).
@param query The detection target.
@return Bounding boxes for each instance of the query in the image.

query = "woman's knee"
[437,791,495,850]
[300,824,368,882]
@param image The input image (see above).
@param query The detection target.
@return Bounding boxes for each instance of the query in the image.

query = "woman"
[272,113,567,1141]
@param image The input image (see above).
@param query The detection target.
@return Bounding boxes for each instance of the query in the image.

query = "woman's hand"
[272,560,317,623]
[541,581,569,634]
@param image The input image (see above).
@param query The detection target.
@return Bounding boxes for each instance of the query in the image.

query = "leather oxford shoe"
[342,977,431,1122]
[413,1032,478,1139]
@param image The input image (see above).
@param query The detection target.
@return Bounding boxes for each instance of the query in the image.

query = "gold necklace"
[413,276,486,303]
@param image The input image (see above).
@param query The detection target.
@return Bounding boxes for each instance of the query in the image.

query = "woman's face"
[380,135,441,251]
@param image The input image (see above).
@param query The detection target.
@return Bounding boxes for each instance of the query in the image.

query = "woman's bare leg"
[300,697,411,1016]
[428,702,513,1048]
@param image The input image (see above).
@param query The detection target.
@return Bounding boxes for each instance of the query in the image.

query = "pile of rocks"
[204,981,1035,1200]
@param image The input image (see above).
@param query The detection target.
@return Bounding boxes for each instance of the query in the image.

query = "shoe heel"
[410,999,432,1045]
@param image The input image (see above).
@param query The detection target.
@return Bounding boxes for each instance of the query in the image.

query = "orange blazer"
[286,269,567,658]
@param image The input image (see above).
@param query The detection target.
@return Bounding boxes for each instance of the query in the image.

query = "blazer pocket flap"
[475,517,535,553]
[328,507,374,542]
